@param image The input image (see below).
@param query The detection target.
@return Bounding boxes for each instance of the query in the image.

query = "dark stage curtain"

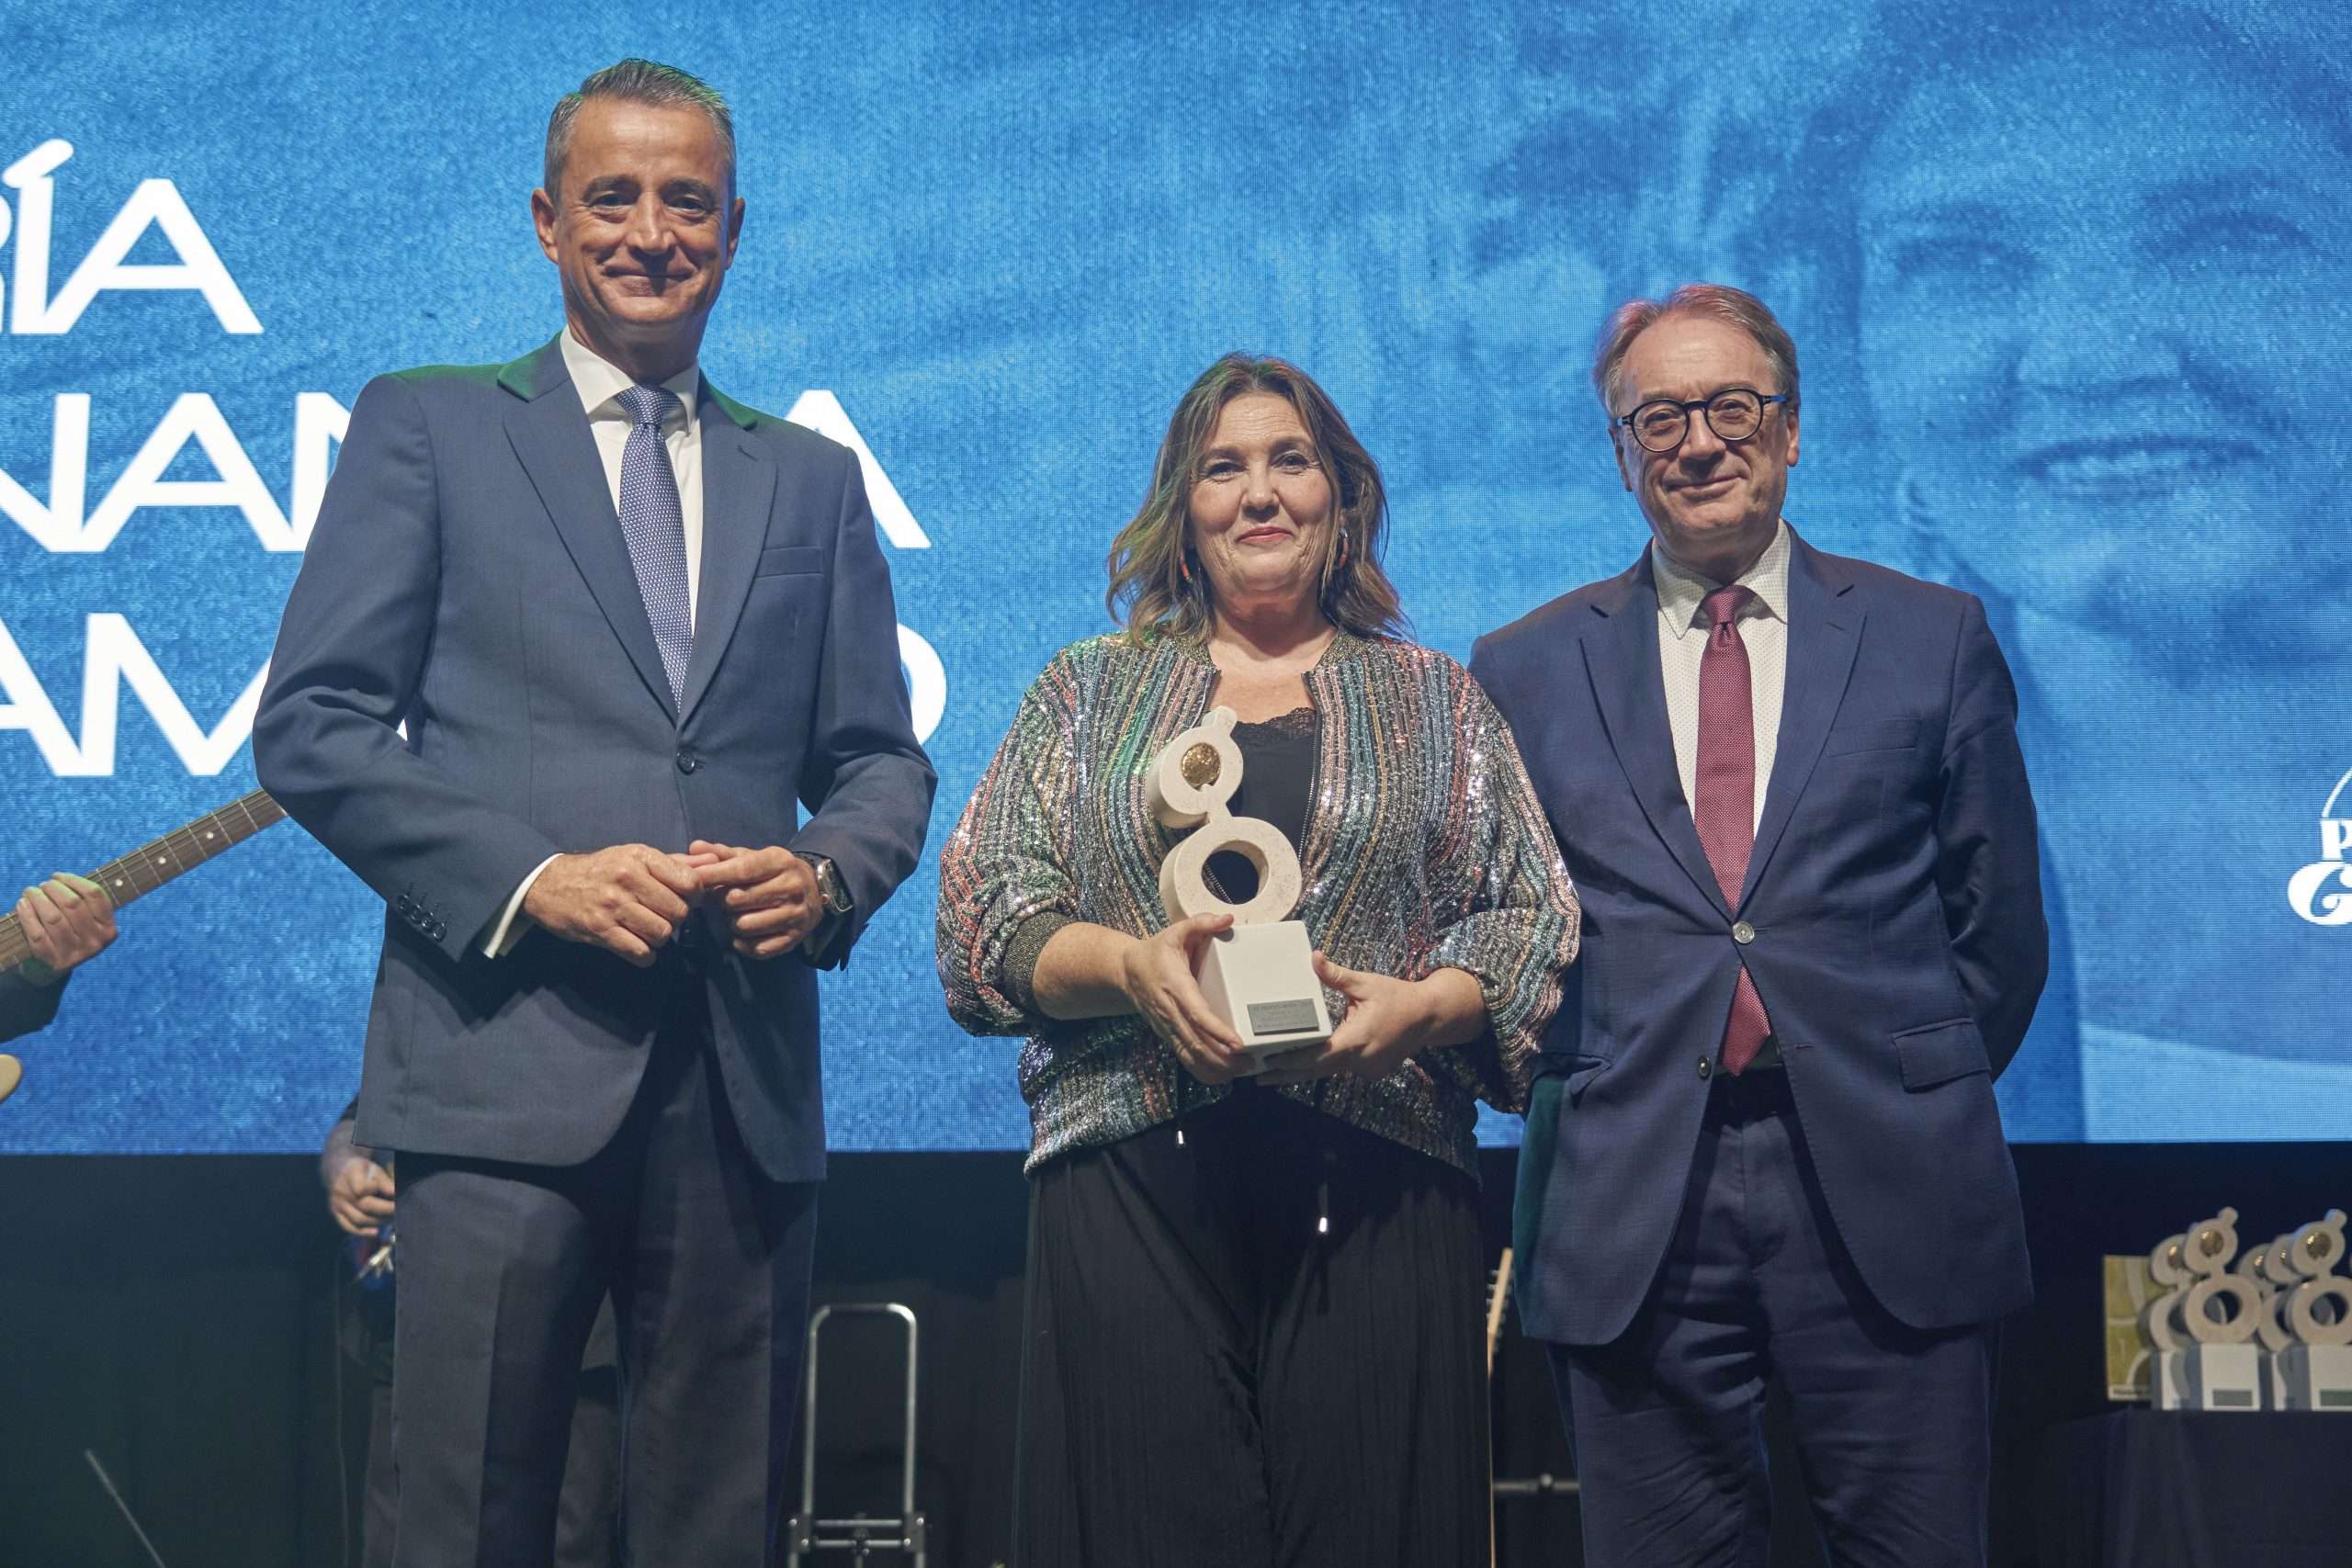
[3,1145,2345,1567]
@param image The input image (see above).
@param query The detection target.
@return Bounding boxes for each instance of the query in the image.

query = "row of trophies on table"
[2142,1207,2351,1412]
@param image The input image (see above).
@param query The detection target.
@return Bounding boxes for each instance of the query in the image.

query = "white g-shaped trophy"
[2254,1210,2352,1412]
[2143,1208,2267,1410]
[1147,706,1333,1059]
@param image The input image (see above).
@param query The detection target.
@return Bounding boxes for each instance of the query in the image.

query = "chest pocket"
[755,545,824,579]
[1823,717,1920,757]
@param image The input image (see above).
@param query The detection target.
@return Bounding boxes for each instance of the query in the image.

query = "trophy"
[2142,1208,2266,1411]
[2253,1209,2352,1412]
[1147,706,1333,1062]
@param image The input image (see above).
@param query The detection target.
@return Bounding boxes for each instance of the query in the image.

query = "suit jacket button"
[675,749,700,774]
[1698,1057,1713,1079]
[1732,919,1756,944]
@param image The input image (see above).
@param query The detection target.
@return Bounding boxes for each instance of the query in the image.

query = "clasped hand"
[1121,921,1433,1088]
[520,840,821,965]
[328,1156,396,1238]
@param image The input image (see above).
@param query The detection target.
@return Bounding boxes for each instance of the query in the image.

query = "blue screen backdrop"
[5,0,2347,1152]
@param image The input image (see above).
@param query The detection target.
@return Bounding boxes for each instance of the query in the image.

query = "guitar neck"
[0,789,286,971]
[1486,1247,1514,1376]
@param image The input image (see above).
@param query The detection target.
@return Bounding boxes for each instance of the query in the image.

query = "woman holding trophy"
[937,353,1578,1567]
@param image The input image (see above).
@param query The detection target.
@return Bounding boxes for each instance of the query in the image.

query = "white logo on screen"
[1,141,258,334]
[2287,769,2352,927]
[781,390,944,748]
[2,141,944,777]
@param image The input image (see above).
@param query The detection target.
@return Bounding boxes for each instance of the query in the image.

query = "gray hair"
[1591,283,1802,420]
[543,59,736,200]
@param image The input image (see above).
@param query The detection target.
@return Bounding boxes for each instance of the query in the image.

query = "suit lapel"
[500,340,674,717]
[1581,555,1730,918]
[1742,532,1861,906]
[678,387,777,725]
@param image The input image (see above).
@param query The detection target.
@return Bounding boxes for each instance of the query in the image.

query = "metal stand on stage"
[1485,1248,1581,1565]
[786,1303,927,1565]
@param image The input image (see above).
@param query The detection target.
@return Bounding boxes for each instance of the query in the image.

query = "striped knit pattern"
[937,630,1580,1175]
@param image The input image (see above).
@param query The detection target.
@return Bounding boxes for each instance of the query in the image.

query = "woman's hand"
[1119,913,1250,1084]
[1256,955,1486,1086]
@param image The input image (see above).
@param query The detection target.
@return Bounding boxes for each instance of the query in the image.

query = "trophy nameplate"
[1147,706,1332,1060]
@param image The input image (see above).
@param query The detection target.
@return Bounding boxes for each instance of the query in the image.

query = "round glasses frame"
[1614,388,1790,454]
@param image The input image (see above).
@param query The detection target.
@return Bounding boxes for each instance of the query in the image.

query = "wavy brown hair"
[1107,354,1407,643]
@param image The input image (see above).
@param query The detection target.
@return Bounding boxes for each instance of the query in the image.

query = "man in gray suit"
[254,59,934,1568]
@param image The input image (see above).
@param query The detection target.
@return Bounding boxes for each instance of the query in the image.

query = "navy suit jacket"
[1471,532,2043,1343]
[254,337,936,1183]
[0,968,67,1045]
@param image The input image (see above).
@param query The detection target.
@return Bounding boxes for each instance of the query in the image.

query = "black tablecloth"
[2032,1410,2352,1567]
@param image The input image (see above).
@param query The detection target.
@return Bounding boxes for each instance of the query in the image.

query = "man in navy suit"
[254,60,934,1568]
[1472,285,2043,1567]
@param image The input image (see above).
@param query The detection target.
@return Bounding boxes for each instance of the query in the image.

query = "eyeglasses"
[1614,388,1790,454]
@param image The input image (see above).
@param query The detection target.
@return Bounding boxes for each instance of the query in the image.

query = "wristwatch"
[803,854,853,920]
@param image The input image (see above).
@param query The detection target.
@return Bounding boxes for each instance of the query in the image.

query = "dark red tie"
[1695,584,1771,1075]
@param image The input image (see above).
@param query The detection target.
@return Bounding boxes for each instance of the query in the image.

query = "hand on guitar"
[15,874,117,986]
[1,793,278,1101]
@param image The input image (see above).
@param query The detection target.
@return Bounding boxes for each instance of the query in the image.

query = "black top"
[1204,706,1318,906]
[0,967,67,1046]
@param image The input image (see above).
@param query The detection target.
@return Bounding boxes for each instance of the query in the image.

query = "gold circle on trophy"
[2310,1231,2335,1262]
[1182,743,1221,790]
[2199,1228,2223,1258]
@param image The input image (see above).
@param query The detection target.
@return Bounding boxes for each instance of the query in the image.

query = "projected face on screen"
[1836,14,2352,1124]
[1856,42,2352,647]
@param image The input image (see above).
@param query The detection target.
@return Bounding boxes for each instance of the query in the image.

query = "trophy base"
[1193,921,1333,1060]
[2180,1344,2263,1411]
[2278,1344,2352,1412]
[2154,1349,2188,1410]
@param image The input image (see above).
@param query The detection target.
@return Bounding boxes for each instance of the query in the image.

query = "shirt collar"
[559,329,701,430]
[1652,519,1791,639]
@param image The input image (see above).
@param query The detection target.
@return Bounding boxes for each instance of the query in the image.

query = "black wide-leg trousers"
[1015,1088,1491,1568]
[390,986,819,1568]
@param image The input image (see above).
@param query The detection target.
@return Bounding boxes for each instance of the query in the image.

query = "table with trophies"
[2034,1204,2352,1565]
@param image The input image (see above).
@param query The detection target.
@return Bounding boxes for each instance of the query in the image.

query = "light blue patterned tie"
[616,384,693,712]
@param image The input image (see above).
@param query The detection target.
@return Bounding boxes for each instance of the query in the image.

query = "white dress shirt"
[559,330,707,620]
[1653,519,1791,837]
[480,333,707,957]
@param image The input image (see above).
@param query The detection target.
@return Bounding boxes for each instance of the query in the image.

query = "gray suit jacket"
[254,337,935,1181]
